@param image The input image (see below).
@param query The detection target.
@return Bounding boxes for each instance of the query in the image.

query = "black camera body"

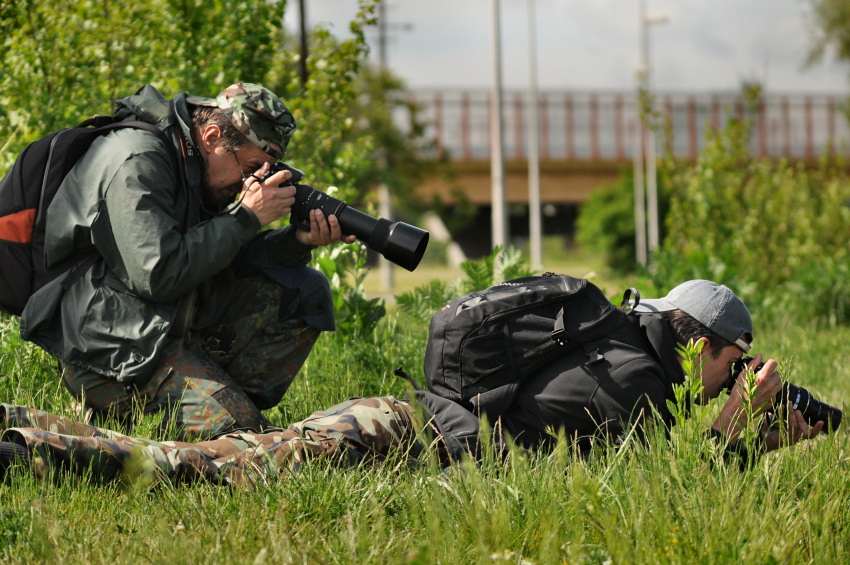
[726,357,842,433]
[262,162,429,272]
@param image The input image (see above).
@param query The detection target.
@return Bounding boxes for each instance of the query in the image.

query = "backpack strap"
[54,120,178,295]
[74,117,180,179]
[582,342,606,365]
[78,116,117,129]
[92,120,179,174]
[394,366,423,391]
[59,252,99,291]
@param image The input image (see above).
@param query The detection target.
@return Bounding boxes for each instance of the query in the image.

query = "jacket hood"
[114,84,196,152]
[635,311,686,392]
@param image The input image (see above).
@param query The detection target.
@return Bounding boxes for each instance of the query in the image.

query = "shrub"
[575,171,639,274]
[653,87,850,325]
[396,246,536,324]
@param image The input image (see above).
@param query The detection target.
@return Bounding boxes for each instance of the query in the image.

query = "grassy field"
[0,246,848,564]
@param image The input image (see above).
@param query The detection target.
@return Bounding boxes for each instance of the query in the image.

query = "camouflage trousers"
[63,273,323,441]
[0,397,424,487]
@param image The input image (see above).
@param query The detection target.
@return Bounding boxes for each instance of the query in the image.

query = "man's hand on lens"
[295,210,357,247]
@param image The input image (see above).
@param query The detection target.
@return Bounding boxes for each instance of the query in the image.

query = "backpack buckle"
[585,347,604,364]
[552,327,567,346]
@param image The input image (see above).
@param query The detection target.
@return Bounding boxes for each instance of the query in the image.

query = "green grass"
[1,252,848,564]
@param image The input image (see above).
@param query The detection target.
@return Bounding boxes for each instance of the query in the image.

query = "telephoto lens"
[727,357,843,433]
[262,163,429,271]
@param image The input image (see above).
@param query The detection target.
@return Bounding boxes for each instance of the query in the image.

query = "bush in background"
[575,171,641,274]
[653,87,850,326]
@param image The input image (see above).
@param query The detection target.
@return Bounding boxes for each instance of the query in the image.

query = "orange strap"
[0,208,36,243]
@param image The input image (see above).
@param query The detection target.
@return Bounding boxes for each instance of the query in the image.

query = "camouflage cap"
[188,82,296,159]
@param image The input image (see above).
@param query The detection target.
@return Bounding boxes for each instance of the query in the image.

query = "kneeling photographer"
[17,82,362,441]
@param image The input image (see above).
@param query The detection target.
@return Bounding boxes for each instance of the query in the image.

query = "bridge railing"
[403,89,850,162]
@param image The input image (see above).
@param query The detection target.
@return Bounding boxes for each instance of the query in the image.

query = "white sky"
[285,0,849,94]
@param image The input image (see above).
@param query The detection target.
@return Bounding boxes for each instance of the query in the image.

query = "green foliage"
[806,0,850,70]
[0,314,64,409]
[575,171,639,274]
[0,0,287,171]
[653,86,850,324]
[395,278,459,325]
[458,245,537,294]
[265,3,378,203]
[666,339,706,430]
[161,0,286,91]
[396,246,536,324]
[313,241,386,341]
[349,66,435,212]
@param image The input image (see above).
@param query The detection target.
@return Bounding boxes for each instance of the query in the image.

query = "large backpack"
[424,273,638,419]
[0,117,171,316]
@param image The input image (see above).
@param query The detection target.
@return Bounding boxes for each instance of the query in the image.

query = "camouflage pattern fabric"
[63,276,320,441]
[187,82,296,159]
[0,397,422,487]
[197,275,318,411]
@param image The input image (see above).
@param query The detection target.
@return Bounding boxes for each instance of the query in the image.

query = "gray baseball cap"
[634,279,753,352]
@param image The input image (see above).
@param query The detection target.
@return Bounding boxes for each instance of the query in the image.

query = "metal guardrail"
[404,89,850,162]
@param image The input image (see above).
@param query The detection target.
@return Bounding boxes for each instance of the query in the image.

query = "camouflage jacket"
[20,85,313,387]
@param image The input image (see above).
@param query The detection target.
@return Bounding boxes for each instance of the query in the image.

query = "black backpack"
[423,273,638,419]
[0,117,171,316]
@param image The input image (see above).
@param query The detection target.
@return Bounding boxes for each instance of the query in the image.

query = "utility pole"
[527,0,542,270]
[374,2,413,69]
[636,0,667,264]
[633,121,647,267]
[298,0,308,89]
[374,2,412,291]
[377,1,393,291]
[490,0,508,250]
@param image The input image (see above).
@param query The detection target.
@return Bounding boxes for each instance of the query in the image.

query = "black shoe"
[0,441,30,477]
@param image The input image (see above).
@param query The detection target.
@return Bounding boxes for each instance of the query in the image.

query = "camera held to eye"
[725,357,843,433]
[261,162,429,272]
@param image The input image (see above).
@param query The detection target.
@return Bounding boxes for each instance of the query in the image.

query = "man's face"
[697,340,745,402]
[196,124,282,210]
[200,142,274,210]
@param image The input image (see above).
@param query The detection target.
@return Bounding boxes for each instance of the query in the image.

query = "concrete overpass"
[417,159,623,206]
[407,89,850,205]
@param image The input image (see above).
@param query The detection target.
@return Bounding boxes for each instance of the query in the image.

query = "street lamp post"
[633,120,647,267]
[527,0,542,270]
[490,0,508,251]
[637,0,667,264]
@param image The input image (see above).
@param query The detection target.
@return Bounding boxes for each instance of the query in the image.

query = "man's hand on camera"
[295,209,358,247]
[763,405,824,452]
[714,354,783,443]
[240,163,297,227]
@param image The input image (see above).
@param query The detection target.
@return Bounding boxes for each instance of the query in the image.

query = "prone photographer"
[2,280,840,485]
[20,83,356,440]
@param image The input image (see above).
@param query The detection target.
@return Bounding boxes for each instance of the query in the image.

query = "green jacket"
[20,85,313,386]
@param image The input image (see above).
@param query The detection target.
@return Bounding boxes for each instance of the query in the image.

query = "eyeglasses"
[232,151,263,184]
